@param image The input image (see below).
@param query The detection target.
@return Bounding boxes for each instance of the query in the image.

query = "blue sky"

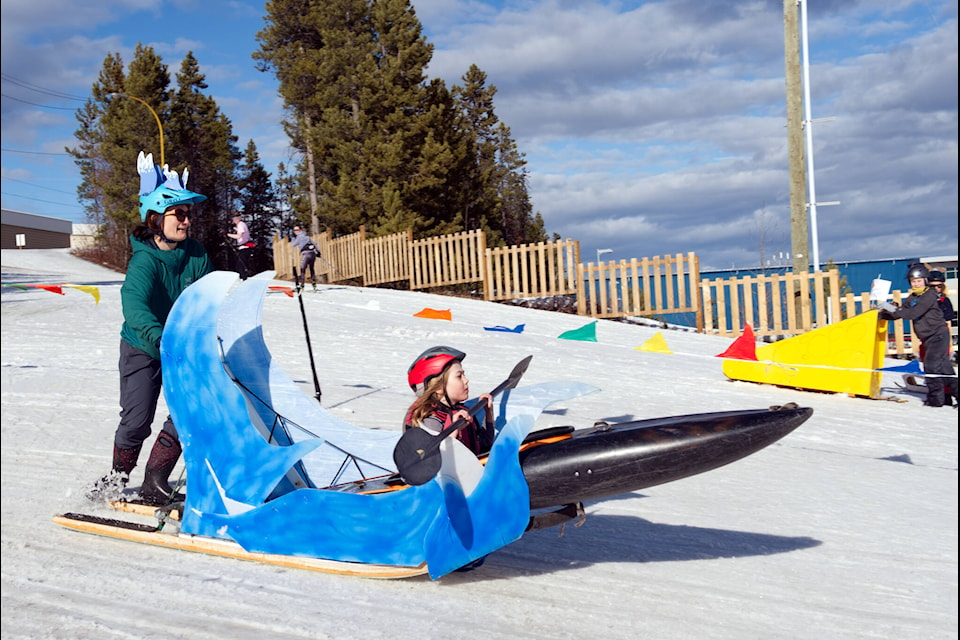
[1,0,957,270]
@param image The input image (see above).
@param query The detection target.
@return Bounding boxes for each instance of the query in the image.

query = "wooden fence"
[484,239,580,301]
[701,270,841,338]
[577,253,702,329]
[274,227,918,358]
[364,230,413,286]
[274,226,410,286]
[410,230,486,290]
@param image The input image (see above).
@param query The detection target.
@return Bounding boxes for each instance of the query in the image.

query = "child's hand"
[477,393,495,427]
[452,408,472,429]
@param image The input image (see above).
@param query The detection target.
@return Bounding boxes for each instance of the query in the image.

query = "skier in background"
[226,212,252,279]
[88,152,211,504]
[291,223,319,291]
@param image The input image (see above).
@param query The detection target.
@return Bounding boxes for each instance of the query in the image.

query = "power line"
[1,73,87,101]
[1,92,78,110]
[1,148,71,156]
[1,176,78,196]
[1,190,84,209]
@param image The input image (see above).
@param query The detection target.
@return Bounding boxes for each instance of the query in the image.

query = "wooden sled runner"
[53,513,428,579]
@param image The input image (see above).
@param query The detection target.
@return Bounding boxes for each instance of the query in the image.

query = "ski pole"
[293,266,322,403]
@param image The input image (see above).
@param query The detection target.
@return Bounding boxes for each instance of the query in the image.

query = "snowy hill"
[1,248,956,639]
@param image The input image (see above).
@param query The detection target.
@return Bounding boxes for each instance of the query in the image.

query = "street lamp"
[597,248,613,264]
[107,92,165,165]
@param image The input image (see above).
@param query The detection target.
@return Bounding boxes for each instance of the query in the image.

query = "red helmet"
[407,346,466,394]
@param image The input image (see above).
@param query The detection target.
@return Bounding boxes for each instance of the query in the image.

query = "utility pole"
[784,0,808,277]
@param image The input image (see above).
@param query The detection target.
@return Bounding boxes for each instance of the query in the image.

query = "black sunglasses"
[164,209,191,222]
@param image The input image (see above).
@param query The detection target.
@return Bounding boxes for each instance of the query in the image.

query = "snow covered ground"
[2,248,957,640]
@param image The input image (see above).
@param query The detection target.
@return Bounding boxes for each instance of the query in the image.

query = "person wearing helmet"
[878,263,957,407]
[88,152,212,504]
[403,346,495,455]
[926,270,956,329]
[927,269,957,405]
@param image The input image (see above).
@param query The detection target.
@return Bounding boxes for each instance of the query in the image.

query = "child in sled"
[403,346,495,455]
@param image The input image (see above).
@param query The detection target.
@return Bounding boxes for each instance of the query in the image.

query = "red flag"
[716,323,758,360]
[269,286,294,298]
[34,284,64,296]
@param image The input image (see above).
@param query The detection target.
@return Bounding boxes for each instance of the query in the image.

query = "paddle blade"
[393,427,444,486]
[490,355,533,397]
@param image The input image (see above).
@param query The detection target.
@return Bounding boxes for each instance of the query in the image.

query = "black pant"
[298,252,317,286]
[921,328,957,406]
[115,340,176,449]
[235,247,251,280]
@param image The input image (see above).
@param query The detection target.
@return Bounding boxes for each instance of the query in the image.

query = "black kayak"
[329,404,812,511]
[520,404,811,509]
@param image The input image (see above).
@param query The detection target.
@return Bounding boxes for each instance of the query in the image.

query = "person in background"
[226,212,252,279]
[879,263,957,408]
[88,151,211,504]
[927,269,956,405]
[291,224,319,291]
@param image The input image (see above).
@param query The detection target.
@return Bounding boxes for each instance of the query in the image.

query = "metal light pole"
[799,0,840,272]
[107,92,165,165]
[597,248,613,264]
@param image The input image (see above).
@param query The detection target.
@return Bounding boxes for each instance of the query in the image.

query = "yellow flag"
[63,284,101,305]
[636,331,673,354]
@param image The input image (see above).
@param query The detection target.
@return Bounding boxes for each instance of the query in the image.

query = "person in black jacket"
[879,264,958,407]
[927,269,956,404]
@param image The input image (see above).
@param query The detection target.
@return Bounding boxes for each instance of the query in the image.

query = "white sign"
[870,277,892,302]
[15,234,26,248]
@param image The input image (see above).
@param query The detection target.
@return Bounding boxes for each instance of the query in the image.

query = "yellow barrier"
[723,310,887,398]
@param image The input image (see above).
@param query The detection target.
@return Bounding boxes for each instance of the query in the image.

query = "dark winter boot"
[943,376,958,407]
[924,378,945,407]
[139,431,185,506]
[86,444,142,501]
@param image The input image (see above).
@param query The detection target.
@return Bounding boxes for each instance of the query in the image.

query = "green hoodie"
[120,235,212,360]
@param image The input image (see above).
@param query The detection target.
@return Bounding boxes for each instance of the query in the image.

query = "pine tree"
[236,140,278,274]
[256,1,549,246]
[453,65,501,239]
[257,0,466,239]
[167,52,241,262]
[255,0,331,232]
[453,66,545,247]
[68,47,248,271]
[67,44,173,268]
[274,162,303,231]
